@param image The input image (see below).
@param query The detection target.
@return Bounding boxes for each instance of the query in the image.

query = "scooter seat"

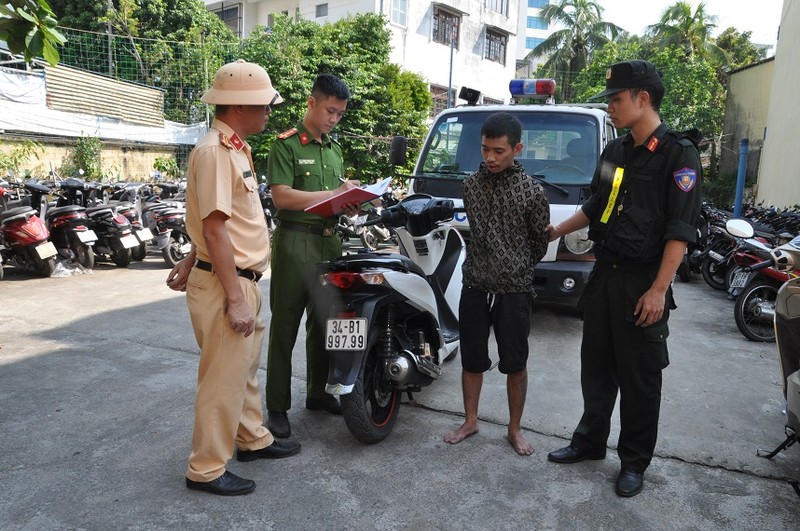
[0,206,37,224]
[85,205,115,215]
[46,205,85,218]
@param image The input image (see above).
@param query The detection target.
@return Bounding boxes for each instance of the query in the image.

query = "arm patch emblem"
[673,167,697,192]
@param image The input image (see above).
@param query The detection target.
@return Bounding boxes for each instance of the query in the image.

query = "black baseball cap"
[591,59,663,99]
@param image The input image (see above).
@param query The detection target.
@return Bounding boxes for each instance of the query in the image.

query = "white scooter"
[315,194,464,443]
[755,235,800,497]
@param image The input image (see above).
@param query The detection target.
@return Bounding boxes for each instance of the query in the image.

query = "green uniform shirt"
[267,123,344,225]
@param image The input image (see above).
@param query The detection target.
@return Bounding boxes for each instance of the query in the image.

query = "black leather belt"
[277,219,336,237]
[195,259,262,282]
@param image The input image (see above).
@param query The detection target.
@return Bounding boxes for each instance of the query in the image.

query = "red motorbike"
[0,199,58,278]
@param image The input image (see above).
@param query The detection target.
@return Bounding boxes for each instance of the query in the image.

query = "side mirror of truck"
[390,136,408,167]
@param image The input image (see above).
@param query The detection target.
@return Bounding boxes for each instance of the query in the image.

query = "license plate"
[730,271,750,288]
[119,234,140,249]
[326,318,368,351]
[35,241,57,259]
[77,230,97,243]
[136,229,153,242]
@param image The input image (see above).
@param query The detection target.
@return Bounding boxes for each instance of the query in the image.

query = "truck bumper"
[533,260,595,306]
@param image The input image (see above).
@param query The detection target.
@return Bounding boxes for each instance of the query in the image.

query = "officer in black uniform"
[545,60,702,497]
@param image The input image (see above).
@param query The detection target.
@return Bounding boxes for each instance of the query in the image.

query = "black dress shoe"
[547,444,606,464]
[305,395,342,415]
[185,470,255,496]
[237,439,301,462]
[267,411,291,438]
[616,469,644,497]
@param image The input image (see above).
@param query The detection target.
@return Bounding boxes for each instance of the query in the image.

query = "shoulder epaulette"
[218,132,233,150]
[277,128,298,140]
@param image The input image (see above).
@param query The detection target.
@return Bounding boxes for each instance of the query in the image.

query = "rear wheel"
[131,242,147,261]
[110,239,132,267]
[69,233,95,269]
[162,230,191,268]
[734,279,778,342]
[29,248,56,277]
[701,256,728,291]
[341,347,400,444]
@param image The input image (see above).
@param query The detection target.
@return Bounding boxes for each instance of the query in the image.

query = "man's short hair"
[481,112,522,146]
[631,84,665,112]
[311,74,351,101]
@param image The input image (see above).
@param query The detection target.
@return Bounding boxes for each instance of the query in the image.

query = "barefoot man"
[443,112,549,455]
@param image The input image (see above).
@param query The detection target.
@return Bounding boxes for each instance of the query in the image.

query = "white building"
[204,0,552,109]
[515,0,551,76]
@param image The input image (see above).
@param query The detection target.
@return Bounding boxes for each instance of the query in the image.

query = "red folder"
[304,177,392,217]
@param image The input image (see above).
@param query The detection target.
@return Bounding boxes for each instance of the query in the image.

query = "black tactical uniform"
[571,122,702,473]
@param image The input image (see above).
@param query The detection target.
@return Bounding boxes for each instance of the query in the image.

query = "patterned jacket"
[462,160,550,294]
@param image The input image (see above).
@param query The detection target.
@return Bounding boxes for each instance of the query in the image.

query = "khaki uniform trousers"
[185,267,273,483]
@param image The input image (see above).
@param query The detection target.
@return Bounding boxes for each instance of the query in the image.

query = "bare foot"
[507,431,534,456]
[444,422,479,444]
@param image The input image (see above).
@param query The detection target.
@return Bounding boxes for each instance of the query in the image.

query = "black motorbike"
[85,204,138,267]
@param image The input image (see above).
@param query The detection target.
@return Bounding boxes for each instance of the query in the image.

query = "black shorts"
[459,285,532,374]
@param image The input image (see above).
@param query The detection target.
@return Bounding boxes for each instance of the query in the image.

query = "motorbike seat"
[46,205,84,218]
[85,205,115,216]
[0,206,36,224]
[332,252,426,278]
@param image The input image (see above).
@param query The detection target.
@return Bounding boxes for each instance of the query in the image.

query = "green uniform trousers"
[266,226,342,412]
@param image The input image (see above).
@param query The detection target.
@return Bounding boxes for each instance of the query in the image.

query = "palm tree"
[525,0,623,102]
[646,1,728,63]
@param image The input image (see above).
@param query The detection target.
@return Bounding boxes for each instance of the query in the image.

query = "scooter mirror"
[726,218,754,239]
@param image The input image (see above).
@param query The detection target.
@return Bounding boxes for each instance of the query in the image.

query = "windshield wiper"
[532,174,569,196]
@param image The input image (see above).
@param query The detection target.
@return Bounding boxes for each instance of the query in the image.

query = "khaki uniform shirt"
[185,119,270,272]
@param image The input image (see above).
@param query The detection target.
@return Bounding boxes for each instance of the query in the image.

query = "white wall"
[206,0,521,104]
[757,0,800,208]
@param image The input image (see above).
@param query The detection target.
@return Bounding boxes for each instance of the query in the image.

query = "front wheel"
[341,348,400,444]
[734,279,778,342]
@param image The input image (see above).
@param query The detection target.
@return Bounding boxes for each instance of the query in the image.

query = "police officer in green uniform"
[266,74,360,438]
[545,60,702,497]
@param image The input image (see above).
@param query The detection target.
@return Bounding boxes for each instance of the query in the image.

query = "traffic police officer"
[545,60,702,497]
[166,60,300,496]
[265,74,360,438]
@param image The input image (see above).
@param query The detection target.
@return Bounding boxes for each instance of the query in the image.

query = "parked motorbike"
[359,191,399,251]
[755,235,800,497]
[85,204,139,267]
[45,204,97,269]
[154,205,191,267]
[0,201,58,277]
[111,201,153,261]
[315,193,463,443]
[258,182,276,237]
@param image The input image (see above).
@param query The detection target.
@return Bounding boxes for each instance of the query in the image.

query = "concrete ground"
[1,250,798,530]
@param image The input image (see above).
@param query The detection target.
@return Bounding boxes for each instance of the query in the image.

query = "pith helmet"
[200,59,283,106]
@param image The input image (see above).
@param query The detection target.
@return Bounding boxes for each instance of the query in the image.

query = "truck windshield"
[419,110,599,186]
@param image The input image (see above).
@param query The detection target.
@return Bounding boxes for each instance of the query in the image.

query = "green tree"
[0,0,66,65]
[240,13,430,181]
[715,27,766,70]
[526,0,623,101]
[646,1,728,63]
